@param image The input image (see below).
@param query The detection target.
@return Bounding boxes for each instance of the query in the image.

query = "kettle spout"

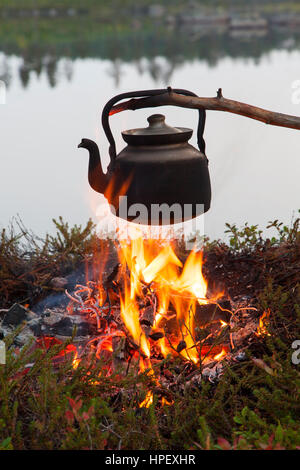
[78,138,108,194]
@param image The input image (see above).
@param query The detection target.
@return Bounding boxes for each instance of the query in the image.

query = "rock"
[50,277,68,289]
[27,319,43,336]
[13,328,35,347]
[209,363,223,382]
[76,322,95,337]
[43,311,96,338]
[1,303,35,327]
[48,317,74,336]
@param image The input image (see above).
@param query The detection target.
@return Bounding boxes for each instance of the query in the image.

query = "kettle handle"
[101,88,206,167]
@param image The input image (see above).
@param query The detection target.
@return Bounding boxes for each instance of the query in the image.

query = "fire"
[175,250,207,302]
[161,397,173,407]
[214,348,227,361]
[142,244,182,284]
[120,286,150,358]
[72,351,80,369]
[257,310,271,337]
[118,235,222,365]
[65,227,230,408]
[139,390,153,408]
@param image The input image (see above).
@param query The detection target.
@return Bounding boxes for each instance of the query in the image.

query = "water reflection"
[1,25,299,89]
[1,14,299,242]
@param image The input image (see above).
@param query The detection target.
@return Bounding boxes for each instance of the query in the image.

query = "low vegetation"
[0,213,299,449]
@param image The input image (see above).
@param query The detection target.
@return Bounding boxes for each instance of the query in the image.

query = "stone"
[48,317,74,336]
[1,304,35,327]
[50,277,68,289]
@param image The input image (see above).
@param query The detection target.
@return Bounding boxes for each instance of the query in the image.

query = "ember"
[61,232,235,399]
[0,227,272,407]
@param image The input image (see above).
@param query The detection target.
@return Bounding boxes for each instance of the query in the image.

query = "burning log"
[139,305,155,328]
[149,331,164,341]
[176,340,187,353]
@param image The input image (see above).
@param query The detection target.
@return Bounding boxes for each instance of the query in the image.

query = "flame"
[66,221,228,393]
[139,390,153,408]
[104,173,133,210]
[118,236,221,365]
[175,250,208,303]
[72,352,80,370]
[161,396,173,407]
[214,348,227,361]
[257,310,271,336]
[120,279,150,358]
[142,244,182,284]
[99,339,113,353]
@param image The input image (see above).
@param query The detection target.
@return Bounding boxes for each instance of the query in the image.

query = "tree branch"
[109,88,300,131]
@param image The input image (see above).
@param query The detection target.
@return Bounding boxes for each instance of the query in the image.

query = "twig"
[110,88,300,131]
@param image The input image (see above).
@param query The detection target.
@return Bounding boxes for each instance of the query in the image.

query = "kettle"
[78,88,211,225]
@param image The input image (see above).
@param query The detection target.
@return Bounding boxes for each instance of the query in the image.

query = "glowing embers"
[65,234,232,409]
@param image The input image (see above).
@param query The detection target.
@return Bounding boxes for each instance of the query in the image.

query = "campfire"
[2,214,296,451]
[31,230,266,406]
[0,228,271,408]
[67,235,229,366]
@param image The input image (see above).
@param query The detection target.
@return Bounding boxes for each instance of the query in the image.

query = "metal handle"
[101,88,206,167]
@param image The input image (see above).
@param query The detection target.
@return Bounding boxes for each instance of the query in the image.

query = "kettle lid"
[133,114,182,135]
[122,114,193,146]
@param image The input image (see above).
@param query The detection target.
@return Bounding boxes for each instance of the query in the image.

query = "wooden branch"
[109,88,300,131]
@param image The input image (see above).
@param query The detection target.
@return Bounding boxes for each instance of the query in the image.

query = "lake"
[0,24,299,242]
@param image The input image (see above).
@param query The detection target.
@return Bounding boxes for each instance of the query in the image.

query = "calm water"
[1,30,300,241]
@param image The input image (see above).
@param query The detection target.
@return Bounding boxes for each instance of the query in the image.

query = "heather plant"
[0,214,299,449]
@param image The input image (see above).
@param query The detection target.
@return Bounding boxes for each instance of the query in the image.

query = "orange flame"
[72,351,80,370]
[120,280,150,358]
[257,310,271,337]
[139,390,153,408]
[118,235,222,365]
[214,348,227,361]
[161,396,173,407]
